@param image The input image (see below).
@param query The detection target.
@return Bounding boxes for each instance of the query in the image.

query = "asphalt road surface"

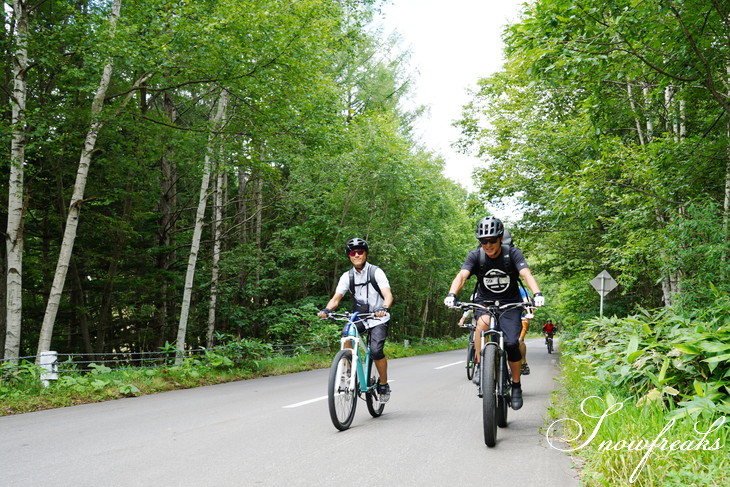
[1,338,579,486]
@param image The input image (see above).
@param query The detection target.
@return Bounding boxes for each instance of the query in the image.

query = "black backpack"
[348,265,384,312]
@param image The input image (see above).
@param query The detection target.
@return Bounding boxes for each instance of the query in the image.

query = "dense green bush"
[562,289,730,420]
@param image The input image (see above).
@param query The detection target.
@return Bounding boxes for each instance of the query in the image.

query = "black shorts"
[342,321,389,360]
[474,307,522,344]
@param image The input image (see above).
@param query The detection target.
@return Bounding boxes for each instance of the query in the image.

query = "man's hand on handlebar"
[318,307,332,319]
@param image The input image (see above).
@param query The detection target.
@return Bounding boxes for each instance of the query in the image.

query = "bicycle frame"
[339,313,374,395]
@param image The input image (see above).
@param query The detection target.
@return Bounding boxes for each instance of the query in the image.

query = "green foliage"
[562,292,730,421]
[0,335,464,416]
[552,356,730,487]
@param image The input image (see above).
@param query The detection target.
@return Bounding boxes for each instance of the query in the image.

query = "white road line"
[434,361,464,370]
[283,396,328,408]
[284,380,398,409]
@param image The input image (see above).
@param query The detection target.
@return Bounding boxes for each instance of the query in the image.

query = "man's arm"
[318,292,345,318]
[519,267,541,296]
[448,269,472,296]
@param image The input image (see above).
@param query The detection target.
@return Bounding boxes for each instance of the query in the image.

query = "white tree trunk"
[4,0,29,362]
[643,83,654,142]
[206,166,225,348]
[36,0,122,356]
[627,80,646,146]
[176,90,229,362]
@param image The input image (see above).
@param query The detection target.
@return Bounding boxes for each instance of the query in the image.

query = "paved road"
[1,338,579,486]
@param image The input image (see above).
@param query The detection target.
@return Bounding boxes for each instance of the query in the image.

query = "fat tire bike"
[449,300,533,447]
[324,312,386,431]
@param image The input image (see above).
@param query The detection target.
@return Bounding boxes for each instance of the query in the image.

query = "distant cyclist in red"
[542,320,557,340]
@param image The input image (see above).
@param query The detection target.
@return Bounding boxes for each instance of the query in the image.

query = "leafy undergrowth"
[549,293,730,486]
[0,337,466,416]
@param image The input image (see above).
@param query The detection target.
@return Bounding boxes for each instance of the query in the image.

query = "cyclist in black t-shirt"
[444,216,544,410]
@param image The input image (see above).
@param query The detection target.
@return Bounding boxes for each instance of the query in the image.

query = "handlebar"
[449,301,534,313]
[322,311,376,322]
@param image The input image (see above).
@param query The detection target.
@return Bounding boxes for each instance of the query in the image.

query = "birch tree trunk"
[36,0,122,356]
[627,79,646,145]
[206,165,225,348]
[176,89,229,362]
[4,0,29,361]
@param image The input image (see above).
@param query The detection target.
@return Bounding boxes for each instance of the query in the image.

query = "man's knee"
[505,341,522,362]
[371,346,386,360]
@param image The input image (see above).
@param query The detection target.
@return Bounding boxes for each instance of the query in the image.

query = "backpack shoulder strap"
[502,244,512,274]
[368,264,384,299]
[349,265,385,299]
[348,268,355,296]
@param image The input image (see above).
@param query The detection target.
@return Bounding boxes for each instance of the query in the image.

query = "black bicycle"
[450,300,533,447]
[545,333,554,354]
[460,316,477,380]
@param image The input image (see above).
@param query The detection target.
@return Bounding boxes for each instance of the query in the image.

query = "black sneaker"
[512,384,523,410]
[377,383,391,403]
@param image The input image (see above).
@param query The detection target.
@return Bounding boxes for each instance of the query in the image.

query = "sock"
[513,381,521,389]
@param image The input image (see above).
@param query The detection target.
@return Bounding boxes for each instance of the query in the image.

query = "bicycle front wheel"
[547,338,553,354]
[481,345,498,447]
[496,354,510,428]
[466,342,476,380]
[366,358,385,417]
[328,349,357,431]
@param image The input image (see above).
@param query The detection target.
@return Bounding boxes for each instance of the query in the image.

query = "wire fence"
[0,341,333,375]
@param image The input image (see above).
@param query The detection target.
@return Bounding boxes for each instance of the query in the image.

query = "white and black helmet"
[475,216,504,239]
[344,237,369,256]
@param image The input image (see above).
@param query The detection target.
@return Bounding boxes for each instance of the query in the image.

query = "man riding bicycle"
[543,320,557,341]
[444,216,544,409]
[318,238,394,401]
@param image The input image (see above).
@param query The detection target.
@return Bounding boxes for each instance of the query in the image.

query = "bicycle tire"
[466,342,475,380]
[366,358,385,417]
[496,354,509,428]
[547,337,553,354]
[482,345,498,447]
[328,349,357,431]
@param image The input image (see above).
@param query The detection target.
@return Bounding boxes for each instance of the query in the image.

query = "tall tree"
[4,0,29,361]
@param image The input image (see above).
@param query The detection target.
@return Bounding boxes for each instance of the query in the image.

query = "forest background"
[2,0,730,363]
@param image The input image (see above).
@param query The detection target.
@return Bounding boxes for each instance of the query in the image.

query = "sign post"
[590,270,618,316]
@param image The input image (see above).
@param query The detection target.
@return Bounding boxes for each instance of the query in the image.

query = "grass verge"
[549,355,730,487]
[0,336,467,417]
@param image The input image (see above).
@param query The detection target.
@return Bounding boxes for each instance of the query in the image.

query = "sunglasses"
[348,249,366,256]
[479,237,500,245]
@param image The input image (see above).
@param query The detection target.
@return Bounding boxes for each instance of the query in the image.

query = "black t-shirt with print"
[460,246,530,303]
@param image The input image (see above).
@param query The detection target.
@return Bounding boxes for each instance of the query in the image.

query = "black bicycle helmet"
[475,216,504,239]
[344,237,369,256]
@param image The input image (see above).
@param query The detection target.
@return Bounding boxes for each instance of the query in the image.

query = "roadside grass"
[550,355,730,487]
[0,336,468,416]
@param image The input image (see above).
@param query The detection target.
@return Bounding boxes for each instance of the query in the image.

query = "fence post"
[39,351,59,387]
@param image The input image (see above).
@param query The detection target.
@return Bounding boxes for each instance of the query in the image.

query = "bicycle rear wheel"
[366,358,385,417]
[328,349,357,431]
[481,345,498,447]
[466,342,476,380]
